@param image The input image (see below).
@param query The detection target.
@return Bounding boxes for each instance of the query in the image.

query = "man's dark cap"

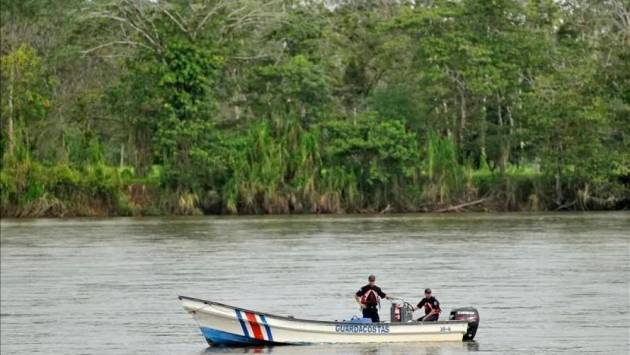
[424,288,432,294]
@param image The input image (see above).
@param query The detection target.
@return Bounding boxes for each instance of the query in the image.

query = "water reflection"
[201,341,478,354]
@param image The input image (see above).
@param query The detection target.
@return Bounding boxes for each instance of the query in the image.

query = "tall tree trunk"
[457,87,467,154]
[500,104,514,170]
[120,144,125,168]
[128,129,134,170]
[555,160,563,206]
[480,97,487,165]
[442,100,450,139]
[497,94,505,173]
[6,61,16,157]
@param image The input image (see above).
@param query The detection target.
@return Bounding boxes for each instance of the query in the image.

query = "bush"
[0,159,125,217]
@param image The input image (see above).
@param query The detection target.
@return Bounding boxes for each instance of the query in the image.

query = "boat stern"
[449,307,480,341]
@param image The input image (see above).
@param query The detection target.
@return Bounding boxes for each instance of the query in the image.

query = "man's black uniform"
[417,296,441,321]
[356,285,387,322]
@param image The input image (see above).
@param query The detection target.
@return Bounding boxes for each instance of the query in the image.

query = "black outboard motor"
[449,307,479,340]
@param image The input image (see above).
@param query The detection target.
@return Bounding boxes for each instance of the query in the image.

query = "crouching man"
[413,288,441,321]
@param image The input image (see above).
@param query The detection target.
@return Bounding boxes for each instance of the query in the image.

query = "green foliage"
[158,43,224,119]
[0,159,124,216]
[251,55,333,124]
[0,44,51,159]
[321,116,418,184]
[1,0,628,216]
[422,132,468,204]
[151,42,225,194]
[367,86,427,130]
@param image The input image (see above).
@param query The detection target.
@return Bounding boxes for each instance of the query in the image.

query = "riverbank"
[2,161,627,218]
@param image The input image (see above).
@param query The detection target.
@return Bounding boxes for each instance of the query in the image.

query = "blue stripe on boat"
[200,327,271,346]
[235,310,249,338]
[260,314,273,341]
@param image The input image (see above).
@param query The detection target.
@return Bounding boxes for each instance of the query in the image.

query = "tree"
[87,0,284,178]
[0,44,50,160]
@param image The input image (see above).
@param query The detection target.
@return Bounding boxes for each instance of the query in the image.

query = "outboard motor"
[390,302,414,322]
[449,307,479,340]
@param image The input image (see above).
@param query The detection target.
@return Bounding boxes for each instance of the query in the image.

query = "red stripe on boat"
[245,312,264,340]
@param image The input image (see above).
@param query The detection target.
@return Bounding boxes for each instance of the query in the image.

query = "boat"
[179,295,479,346]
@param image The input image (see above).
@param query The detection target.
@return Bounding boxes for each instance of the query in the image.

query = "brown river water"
[1,213,629,354]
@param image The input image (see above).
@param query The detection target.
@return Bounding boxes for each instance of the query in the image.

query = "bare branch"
[89,11,160,50]
[231,54,272,60]
[194,0,230,37]
[160,6,190,36]
[118,3,161,49]
[81,40,152,56]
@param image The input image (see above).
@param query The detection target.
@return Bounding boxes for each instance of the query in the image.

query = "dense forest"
[1,0,628,217]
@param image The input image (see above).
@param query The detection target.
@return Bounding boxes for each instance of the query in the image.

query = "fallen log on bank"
[380,204,392,214]
[436,199,487,213]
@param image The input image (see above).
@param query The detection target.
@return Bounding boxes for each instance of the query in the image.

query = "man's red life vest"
[361,289,381,307]
[418,296,441,315]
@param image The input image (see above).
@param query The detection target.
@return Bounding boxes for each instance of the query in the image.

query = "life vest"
[423,297,441,314]
[361,289,381,307]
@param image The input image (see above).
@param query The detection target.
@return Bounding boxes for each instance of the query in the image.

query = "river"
[1,213,629,354]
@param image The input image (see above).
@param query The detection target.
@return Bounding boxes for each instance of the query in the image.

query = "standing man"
[413,288,441,321]
[355,275,391,323]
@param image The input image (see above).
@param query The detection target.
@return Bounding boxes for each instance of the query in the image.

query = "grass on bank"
[2,156,624,217]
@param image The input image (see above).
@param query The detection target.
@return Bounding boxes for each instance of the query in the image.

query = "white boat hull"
[179,296,473,346]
